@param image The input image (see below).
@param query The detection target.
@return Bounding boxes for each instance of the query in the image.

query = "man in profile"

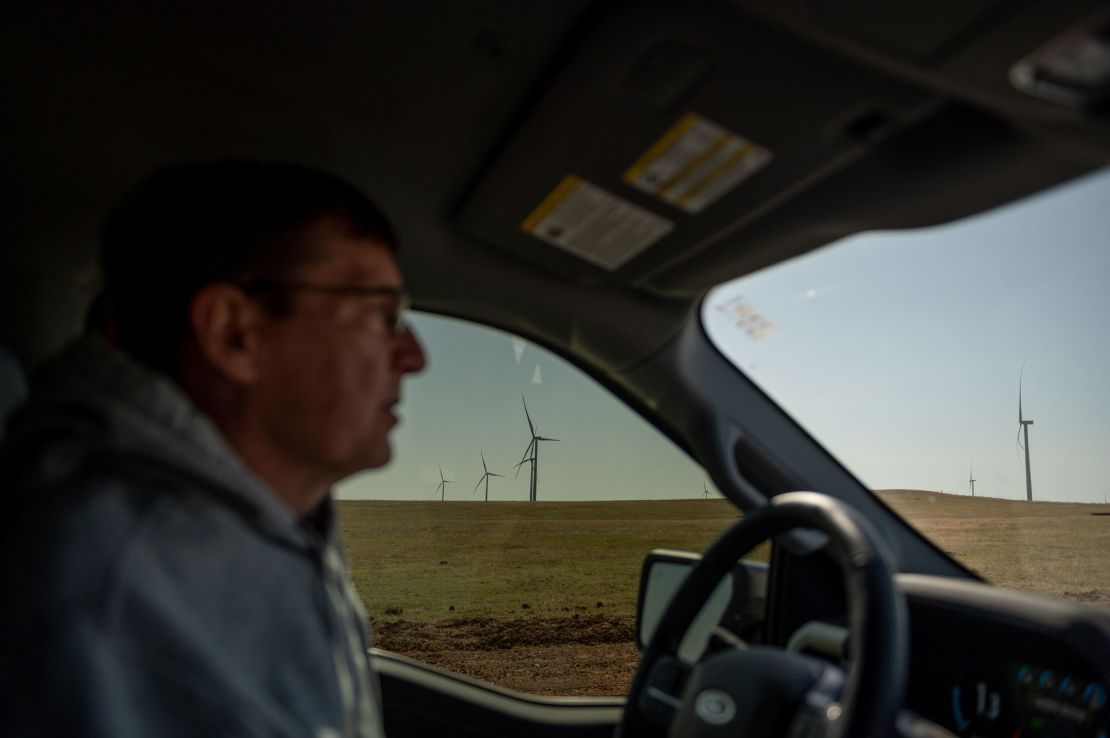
[0,161,426,737]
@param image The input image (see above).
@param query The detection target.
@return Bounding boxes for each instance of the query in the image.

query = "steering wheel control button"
[639,656,691,723]
[694,689,737,725]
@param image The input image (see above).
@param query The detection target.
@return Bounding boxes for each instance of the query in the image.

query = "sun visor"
[454,0,934,287]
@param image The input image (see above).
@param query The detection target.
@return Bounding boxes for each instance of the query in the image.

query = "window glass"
[336,313,746,695]
[703,167,1110,605]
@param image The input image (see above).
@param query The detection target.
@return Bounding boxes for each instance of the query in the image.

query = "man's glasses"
[237,279,410,335]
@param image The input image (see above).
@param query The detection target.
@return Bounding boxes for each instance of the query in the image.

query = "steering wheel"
[619,492,907,738]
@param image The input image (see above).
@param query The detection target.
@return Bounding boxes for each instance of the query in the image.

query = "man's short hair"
[101,160,396,377]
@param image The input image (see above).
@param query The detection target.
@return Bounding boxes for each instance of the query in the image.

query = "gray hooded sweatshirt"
[0,337,385,738]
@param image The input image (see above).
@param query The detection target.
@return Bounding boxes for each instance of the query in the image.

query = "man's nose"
[394,325,426,374]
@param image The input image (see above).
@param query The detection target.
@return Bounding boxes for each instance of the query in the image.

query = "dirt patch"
[373,614,640,696]
[1062,589,1110,604]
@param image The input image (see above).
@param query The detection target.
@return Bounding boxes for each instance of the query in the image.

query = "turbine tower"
[968,465,975,497]
[472,451,503,502]
[1017,364,1034,502]
[434,465,453,502]
[514,396,559,502]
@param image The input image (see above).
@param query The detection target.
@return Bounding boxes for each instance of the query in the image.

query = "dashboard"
[787,575,1110,738]
[663,555,1110,738]
[899,576,1110,738]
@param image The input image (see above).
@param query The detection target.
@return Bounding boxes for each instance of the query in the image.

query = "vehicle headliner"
[3,0,1107,408]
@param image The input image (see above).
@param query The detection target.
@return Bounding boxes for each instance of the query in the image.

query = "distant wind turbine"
[514,396,559,502]
[472,451,503,502]
[703,482,710,499]
[1017,363,1035,502]
[968,464,975,497]
[434,465,453,502]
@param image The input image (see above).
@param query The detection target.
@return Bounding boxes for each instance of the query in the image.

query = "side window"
[336,313,740,696]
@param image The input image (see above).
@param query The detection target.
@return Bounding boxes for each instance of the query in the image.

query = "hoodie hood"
[1,335,312,547]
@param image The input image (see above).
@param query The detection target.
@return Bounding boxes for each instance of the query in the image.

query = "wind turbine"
[434,465,453,502]
[1017,363,1034,502]
[703,482,710,499]
[968,465,975,497]
[472,450,503,502]
[514,396,559,502]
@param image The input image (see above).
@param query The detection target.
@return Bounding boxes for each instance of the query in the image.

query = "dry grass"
[337,499,750,621]
[339,494,1109,695]
[338,494,1110,624]
[878,490,1110,603]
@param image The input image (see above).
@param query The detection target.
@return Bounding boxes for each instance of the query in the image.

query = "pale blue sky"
[337,312,715,502]
[705,166,1110,503]
[339,167,1110,504]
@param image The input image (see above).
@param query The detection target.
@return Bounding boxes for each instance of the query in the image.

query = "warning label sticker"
[521,175,674,271]
[624,113,772,214]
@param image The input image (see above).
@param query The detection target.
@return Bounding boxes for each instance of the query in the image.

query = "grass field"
[337,492,1110,623]
[877,490,1110,602]
[337,499,750,621]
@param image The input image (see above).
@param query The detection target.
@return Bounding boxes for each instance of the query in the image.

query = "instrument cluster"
[901,589,1110,738]
[949,660,1108,737]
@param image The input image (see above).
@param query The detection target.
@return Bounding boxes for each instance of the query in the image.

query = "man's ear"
[188,284,262,385]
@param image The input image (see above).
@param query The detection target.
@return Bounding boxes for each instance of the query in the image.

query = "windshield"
[703,167,1110,605]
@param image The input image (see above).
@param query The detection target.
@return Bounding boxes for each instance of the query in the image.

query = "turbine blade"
[439,464,445,482]
[481,450,488,473]
[522,395,535,435]
[490,472,504,478]
[537,436,560,442]
[473,476,484,494]
[514,440,533,476]
[518,438,535,465]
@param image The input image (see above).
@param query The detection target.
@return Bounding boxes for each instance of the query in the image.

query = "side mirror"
[635,549,768,661]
